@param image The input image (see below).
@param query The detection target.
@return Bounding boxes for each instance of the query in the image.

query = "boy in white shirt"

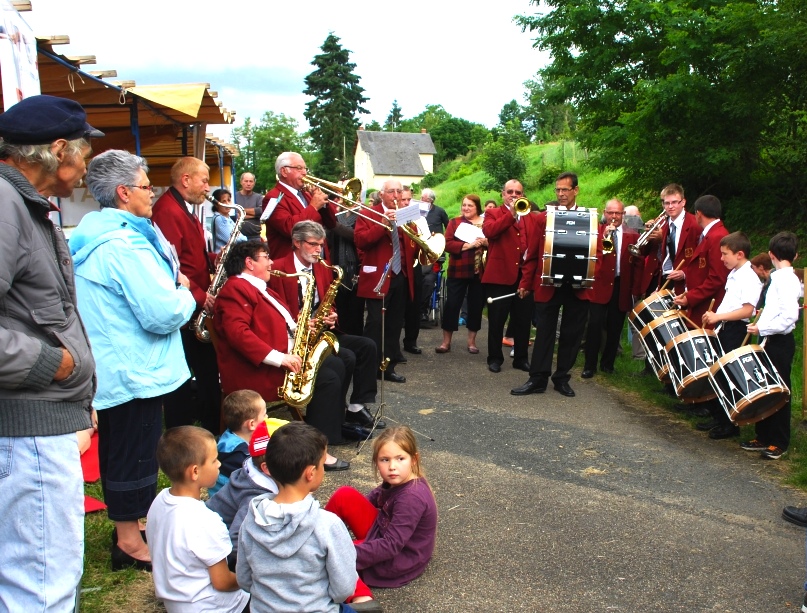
[699,232,762,438]
[742,232,800,459]
[147,426,250,613]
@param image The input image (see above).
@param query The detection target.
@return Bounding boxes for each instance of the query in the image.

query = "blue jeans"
[0,434,84,612]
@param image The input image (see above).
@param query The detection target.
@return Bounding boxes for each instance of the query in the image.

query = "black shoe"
[633,368,654,378]
[111,544,152,572]
[783,506,807,528]
[341,423,374,441]
[396,355,408,364]
[404,344,422,354]
[111,527,147,547]
[695,418,720,432]
[600,366,614,374]
[511,379,547,395]
[581,369,595,379]
[554,382,576,397]
[382,370,406,383]
[687,406,711,418]
[488,362,502,373]
[350,599,384,612]
[708,424,740,439]
[512,360,531,372]
[324,458,351,471]
[345,407,386,429]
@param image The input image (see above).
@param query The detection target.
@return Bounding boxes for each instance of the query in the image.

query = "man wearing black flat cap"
[0,94,102,611]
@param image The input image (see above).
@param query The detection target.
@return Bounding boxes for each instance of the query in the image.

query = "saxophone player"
[213,241,350,471]
[269,221,384,440]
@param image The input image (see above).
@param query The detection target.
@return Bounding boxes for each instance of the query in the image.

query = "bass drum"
[664,330,722,403]
[708,345,789,426]
[628,289,676,335]
[541,207,597,289]
[639,313,688,382]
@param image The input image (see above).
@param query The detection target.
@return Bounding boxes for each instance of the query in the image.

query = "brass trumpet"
[301,174,362,204]
[602,229,614,255]
[629,213,668,257]
[513,197,532,216]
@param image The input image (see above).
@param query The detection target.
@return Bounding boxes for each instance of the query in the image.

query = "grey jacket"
[0,164,95,436]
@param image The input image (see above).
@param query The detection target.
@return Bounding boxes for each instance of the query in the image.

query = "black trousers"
[98,396,163,521]
[335,284,365,337]
[306,354,346,445]
[529,284,588,384]
[584,277,628,372]
[483,280,532,365]
[755,332,794,450]
[403,263,423,347]
[335,333,377,405]
[443,275,484,333]
[164,328,222,435]
[364,273,406,371]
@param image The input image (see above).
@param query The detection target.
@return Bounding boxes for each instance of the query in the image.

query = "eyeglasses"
[505,190,523,195]
[127,184,154,193]
[251,254,271,260]
[554,187,575,194]
[385,189,403,194]
[284,165,307,172]
[605,211,624,216]
[304,240,325,248]
[661,199,682,207]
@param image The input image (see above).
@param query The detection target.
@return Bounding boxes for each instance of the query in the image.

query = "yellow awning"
[127,83,210,119]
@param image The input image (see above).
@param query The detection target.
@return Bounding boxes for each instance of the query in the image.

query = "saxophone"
[272,259,343,409]
[193,194,246,342]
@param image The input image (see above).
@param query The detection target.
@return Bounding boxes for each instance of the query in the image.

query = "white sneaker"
[509,349,515,358]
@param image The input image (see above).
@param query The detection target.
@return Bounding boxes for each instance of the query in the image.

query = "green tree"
[384,100,403,131]
[364,120,382,131]
[480,121,527,190]
[231,112,305,192]
[517,0,807,226]
[304,33,369,179]
[399,104,452,134]
[522,76,575,142]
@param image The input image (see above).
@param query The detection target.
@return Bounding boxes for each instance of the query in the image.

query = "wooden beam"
[65,55,97,65]
[37,35,70,45]
[11,1,32,11]
[110,80,136,89]
[88,70,117,79]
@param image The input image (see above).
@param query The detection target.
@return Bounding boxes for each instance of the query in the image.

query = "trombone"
[301,174,445,265]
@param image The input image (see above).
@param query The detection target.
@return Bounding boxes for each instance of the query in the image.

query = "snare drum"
[628,289,676,335]
[708,345,790,426]
[664,330,722,403]
[541,207,597,288]
[640,313,688,382]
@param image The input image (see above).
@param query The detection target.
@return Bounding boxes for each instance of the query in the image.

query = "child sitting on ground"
[742,231,801,460]
[326,425,438,589]
[208,389,267,497]
[146,426,249,613]
[206,417,287,569]
[237,421,377,612]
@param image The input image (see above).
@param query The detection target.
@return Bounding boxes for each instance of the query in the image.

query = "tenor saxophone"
[272,260,343,409]
[192,195,245,342]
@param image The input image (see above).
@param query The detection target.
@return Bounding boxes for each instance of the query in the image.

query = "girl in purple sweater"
[326,426,438,589]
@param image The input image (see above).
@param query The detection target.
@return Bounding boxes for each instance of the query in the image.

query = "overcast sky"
[22,0,550,142]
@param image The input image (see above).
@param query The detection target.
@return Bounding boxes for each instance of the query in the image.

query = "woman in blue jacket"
[70,150,196,571]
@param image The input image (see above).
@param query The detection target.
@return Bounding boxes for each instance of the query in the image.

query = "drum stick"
[741,308,763,347]
[660,260,686,291]
[487,292,516,304]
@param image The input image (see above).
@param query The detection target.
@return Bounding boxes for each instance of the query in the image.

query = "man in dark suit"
[672,195,729,325]
[261,151,338,260]
[354,179,420,383]
[512,172,593,397]
[582,199,644,378]
[481,179,534,373]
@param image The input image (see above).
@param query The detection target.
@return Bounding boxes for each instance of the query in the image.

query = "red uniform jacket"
[353,204,419,300]
[213,275,290,401]
[640,211,699,295]
[481,205,531,286]
[589,224,643,310]
[262,182,337,260]
[519,208,593,302]
[683,220,729,326]
[151,187,211,309]
[267,253,335,319]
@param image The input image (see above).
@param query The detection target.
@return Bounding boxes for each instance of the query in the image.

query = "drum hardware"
[541,206,598,288]
[664,330,722,403]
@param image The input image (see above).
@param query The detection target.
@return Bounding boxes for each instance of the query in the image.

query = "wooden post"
[803,267,806,419]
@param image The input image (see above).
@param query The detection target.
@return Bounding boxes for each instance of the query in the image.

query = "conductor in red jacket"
[582,199,644,378]
[150,157,221,433]
[672,195,729,325]
[261,151,337,260]
[212,240,350,470]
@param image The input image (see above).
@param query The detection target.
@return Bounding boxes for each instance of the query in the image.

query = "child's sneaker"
[760,445,786,460]
[801,591,807,613]
[740,439,766,452]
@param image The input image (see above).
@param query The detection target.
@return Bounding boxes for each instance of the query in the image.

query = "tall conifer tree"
[303,33,369,179]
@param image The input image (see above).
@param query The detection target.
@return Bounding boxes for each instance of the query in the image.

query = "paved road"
[323,324,807,612]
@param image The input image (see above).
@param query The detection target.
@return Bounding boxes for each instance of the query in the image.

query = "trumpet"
[513,197,531,216]
[602,228,614,255]
[629,213,668,257]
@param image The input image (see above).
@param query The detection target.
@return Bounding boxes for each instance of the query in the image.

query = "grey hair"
[86,149,149,208]
[292,220,325,243]
[275,151,296,175]
[0,137,88,174]
[421,188,436,203]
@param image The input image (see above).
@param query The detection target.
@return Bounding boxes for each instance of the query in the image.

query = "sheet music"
[394,202,423,225]
[453,222,484,243]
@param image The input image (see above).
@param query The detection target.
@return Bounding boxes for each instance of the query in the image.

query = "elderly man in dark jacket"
[0,95,101,611]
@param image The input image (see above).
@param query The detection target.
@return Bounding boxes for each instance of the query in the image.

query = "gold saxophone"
[193,194,245,342]
[272,259,343,409]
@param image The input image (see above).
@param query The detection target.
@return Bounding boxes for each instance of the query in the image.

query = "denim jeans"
[0,433,84,612]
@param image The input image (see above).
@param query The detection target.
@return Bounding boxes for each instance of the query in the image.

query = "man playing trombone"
[261,151,338,260]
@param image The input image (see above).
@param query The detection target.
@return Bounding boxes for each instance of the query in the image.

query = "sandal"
[435,345,451,354]
[468,346,479,354]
